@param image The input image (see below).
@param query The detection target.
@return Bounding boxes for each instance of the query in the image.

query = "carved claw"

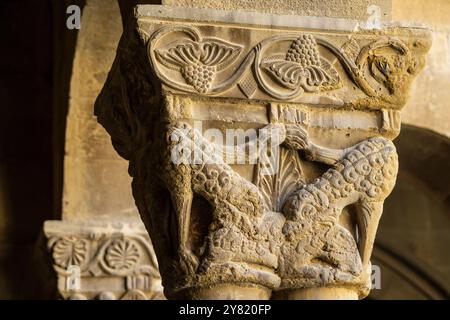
[283,124,310,150]
[260,123,286,145]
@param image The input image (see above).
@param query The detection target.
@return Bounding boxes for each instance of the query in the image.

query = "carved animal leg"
[323,224,362,275]
[306,143,347,165]
[283,124,346,165]
[169,181,197,269]
[355,199,384,268]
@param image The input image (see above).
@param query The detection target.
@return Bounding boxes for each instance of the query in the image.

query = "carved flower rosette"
[52,237,89,270]
[101,239,142,276]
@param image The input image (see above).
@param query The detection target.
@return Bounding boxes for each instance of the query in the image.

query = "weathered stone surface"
[392,0,450,138]
[42,0,162,300]
[63,0,135,221]
[136,6,430,109]
[43,221,163,300]
[162,0,393,22]
[95,5,430,299]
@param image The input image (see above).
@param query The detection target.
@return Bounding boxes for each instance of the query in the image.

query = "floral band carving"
[147,25,429,107]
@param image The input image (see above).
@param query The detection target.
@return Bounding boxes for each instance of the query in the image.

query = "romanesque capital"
[95,5,430,299]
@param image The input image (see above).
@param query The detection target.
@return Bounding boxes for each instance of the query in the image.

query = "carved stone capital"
[95,5,430,299]
[43,221,164,300]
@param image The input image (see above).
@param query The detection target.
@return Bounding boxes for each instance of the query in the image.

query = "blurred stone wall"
[62,0,138,222]
[392,0,450,138]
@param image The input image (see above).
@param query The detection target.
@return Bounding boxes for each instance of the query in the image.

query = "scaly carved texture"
[280,137,398,292]
[148,120,397,297]
[159,122,284,295]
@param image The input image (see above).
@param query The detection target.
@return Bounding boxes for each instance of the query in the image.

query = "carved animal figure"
[163,122,285,284]
[280,136,398,287]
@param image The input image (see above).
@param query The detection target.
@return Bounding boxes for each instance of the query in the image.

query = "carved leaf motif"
[262,60,308,89]
[257,159,276,212]
[257,148,304,212]
[201,40,243,70]
[156,39,242,70]
[261,35,342,93]
[156,42,202,69]
[276,149,305,212]
[319,58,341,89]
[155,38,242,93]
[262,58,341,92]
[105,239,140,272]
[53,237,88,269]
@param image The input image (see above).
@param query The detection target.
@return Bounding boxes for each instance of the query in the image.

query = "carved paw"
[260,123,286,145]
[283,124,310,150]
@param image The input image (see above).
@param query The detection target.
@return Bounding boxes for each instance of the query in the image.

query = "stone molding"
[139,8,430,109]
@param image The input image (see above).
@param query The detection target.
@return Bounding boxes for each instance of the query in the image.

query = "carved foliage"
[261,35,341,92]
[341,37,361,62]
[146,25,428,105]
[155,38,242,93]
[94,20,424,298]
[257,148,304,212]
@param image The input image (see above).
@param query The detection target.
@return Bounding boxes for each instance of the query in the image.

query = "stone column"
[41,0,163,300]
[95,4,430,299]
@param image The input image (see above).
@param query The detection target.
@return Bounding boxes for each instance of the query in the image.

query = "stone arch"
[369,124,450,299]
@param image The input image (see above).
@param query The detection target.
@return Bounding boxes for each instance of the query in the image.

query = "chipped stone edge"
[135,5,429,32]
